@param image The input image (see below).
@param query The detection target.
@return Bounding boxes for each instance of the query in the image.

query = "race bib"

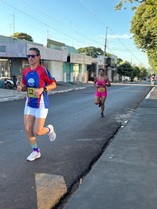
[27,87,39,98]
[98,87,105,93]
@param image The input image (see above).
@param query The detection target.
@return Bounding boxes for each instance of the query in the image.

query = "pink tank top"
[95,77,108,96]
[96,78,107,86]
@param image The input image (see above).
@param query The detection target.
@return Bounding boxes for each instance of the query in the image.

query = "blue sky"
[0,0,150,67]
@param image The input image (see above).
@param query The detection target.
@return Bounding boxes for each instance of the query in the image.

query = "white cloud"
[97,33,133,41]
[108,34,132,39]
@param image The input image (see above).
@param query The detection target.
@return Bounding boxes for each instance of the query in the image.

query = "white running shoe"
[47,124,56,141]
[27,150,41,161]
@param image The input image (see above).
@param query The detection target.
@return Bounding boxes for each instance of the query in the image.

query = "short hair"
[29,47,40,56]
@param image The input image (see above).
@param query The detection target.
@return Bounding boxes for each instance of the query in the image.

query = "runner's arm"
[17,82,27,92]
[94,77,100,87]
[106,77,111,87]
[34,80,57,96]
[42,81,57,92]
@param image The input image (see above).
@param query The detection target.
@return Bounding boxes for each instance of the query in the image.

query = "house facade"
[47,39,98,83]
[0,35,118,87]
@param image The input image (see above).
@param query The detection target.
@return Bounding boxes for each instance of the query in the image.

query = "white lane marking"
[36,173,67,209]
[145,87,155,99]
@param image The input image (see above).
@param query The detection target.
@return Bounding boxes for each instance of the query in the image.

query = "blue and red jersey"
[22,65,55,108]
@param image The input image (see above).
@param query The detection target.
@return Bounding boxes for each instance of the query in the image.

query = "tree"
[117,58,123,65]
[117,61,132,76]
[77,46,103,58]
[131,65,140,80]
[117,61,139,81]
[138,66,148,80]
[130,1,157,51]
[130,1,157,72]
[115,0,144,10]
[147,49,157,73]
[10,32,33,42]
[115,0,157,72]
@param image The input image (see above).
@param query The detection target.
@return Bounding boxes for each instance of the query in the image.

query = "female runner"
[94,68,111,117]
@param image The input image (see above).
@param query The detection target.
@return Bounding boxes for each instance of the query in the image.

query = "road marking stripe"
[145,87,155,99]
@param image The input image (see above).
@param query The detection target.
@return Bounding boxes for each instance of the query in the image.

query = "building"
[0,35,102,86]
[106,54,119,82]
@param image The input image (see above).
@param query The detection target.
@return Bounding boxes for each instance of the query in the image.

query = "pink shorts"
[95,87,107,97]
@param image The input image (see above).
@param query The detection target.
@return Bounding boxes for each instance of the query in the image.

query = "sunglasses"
[27,54,38,58]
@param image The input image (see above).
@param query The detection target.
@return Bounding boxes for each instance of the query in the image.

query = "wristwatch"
[43,86,47,92]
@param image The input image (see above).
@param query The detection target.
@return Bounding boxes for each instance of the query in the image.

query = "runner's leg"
[34,117,56,141]
[95,95,100,105]
[100,97,106,117]
[24,114,41,161]
[24,114,37,145]
[33,117,48,136]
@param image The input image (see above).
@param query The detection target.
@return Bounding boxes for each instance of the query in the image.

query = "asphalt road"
[0,84,151,209]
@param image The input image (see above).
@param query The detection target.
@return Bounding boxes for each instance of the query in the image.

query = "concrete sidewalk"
[63,86,157,209]
[0,81,93,102]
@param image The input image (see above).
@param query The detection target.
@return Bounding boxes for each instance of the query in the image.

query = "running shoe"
[101,112,104,117]
[47,125,56,141]
[27,150,41,161]
[98,100,101,107]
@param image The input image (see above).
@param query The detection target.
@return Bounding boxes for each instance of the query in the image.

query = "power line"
[1,0,103,48]
[109,28,144,63]
[79,0,147,65]
[0,0,149,66]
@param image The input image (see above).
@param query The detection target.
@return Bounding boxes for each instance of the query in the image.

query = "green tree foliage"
[117,61,140,81]
[138,66,148,79]
[131,65,140,80]
[130,1,157,51]
[115,0,144,10]
[10,32,33,42]
[147,48,157,72]
[115,0,157,72]
[77,46,103,58]
[130,1,157,71]
[117,58,123,65]
[117,61,148,81]
[117,61,132,77]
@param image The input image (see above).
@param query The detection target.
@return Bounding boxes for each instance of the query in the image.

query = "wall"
[70,53,92,65]
[10,59,22,76]
[49,61,63,81]
[27,43,68,61]
[0,42,26,57]
[79,64,87,83]
[72,64,79,82]
[0,35,105,83]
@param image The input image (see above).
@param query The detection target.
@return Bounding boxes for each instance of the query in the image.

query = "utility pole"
[104,26,108,72]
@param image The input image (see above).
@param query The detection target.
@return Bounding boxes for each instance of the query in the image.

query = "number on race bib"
[27,88,39,98]
[98,87,105,93]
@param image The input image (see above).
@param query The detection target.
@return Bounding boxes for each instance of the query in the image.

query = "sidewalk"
[63,86,157,209]
[0,81,93,102]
